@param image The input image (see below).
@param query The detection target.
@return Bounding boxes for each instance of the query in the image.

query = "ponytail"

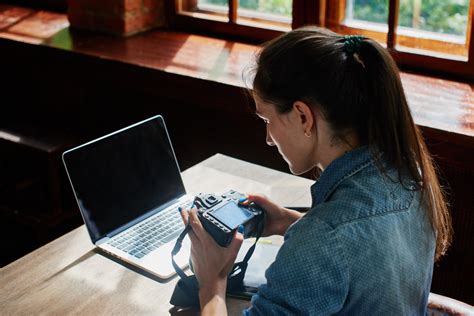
[358,37,452,260]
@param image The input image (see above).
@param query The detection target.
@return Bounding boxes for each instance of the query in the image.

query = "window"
[328,0,472,77]
[170,0,474,78]
[176,0,292,28]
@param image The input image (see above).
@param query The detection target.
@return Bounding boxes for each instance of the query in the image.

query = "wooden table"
[0,154,313,315]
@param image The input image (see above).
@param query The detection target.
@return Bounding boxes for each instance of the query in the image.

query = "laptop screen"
[63,116,186,243]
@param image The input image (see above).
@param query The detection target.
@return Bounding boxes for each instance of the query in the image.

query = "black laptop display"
[63,116,186,243]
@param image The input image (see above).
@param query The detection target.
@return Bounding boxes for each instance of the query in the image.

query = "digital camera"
[194,190,265,247]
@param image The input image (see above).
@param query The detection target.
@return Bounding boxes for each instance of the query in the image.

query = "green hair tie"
[343,35,366,54]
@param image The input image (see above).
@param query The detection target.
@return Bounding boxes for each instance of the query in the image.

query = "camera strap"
[170,223,261,308]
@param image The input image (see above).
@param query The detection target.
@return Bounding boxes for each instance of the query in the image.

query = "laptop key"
[161,230,181,244]
[153,240,163,247]
[117,243,127,250]
[124,245,134,252]
[135,252,146,259]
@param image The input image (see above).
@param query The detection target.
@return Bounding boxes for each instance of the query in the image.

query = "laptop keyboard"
[108,200,191,259]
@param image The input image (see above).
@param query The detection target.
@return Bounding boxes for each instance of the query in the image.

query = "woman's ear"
[293,101,315,137]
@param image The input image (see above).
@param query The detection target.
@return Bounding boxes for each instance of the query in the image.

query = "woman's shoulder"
[308,161,420,229]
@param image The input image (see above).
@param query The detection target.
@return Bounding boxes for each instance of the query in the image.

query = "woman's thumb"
[245,193,277,211]
[230,225,244,253]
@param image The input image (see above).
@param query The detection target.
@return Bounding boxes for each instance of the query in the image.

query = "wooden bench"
[0,125,79,265]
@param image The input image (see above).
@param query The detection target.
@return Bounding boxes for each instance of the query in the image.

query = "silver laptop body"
[62,115,191,279]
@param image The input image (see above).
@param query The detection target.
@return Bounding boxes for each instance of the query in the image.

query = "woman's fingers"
[245,193,279,212]
[179,208,200,243]
[188,208,207,241]
[178,207,189,225]
[230,229,244,255]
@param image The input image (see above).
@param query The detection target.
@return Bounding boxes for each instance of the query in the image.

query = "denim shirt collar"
[311,146,375,207]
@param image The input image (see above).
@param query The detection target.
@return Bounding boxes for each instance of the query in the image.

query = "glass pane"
[346,0,389,26]
[398,0,469,37]
[238,0,292,24]
[396,0,470,58]
[199,0,227,6]
[197,0,229,16]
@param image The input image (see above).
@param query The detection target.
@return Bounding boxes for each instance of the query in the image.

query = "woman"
[180,26,452,315]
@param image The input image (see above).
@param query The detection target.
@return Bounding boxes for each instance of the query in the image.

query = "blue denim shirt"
[243,146,435,315]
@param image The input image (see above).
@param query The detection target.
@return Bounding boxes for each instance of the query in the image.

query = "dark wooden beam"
[229,0,238,23]
[387,0,400,49]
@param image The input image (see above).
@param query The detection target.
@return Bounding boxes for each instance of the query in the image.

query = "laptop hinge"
[96,237,110,246]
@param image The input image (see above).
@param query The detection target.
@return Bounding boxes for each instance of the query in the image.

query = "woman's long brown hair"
[251,26,452,261]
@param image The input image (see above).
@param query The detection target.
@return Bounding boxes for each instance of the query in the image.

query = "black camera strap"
[170,223,261,307]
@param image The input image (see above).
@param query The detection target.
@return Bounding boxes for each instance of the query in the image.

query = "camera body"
[194,190,264,247]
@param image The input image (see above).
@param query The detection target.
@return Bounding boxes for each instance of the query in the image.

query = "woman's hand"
[241,194,303,236]
[179,208,243,315]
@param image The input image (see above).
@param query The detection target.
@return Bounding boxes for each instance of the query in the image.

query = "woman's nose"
[266,129,275,146]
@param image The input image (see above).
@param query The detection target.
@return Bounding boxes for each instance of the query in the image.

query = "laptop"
[62,115,192,279]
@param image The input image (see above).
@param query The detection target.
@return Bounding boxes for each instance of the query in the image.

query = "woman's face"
[254,95,316,175]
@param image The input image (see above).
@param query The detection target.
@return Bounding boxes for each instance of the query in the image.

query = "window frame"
[168,0,474,79]
[167,0,325,41]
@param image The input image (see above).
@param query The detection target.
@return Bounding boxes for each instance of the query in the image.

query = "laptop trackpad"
[142,236,190,279]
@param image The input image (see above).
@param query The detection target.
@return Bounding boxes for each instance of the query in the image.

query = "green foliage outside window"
[351,0,469,36]
[240,0,292,16]
[200,0,227,7]
[201,0,292,16]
